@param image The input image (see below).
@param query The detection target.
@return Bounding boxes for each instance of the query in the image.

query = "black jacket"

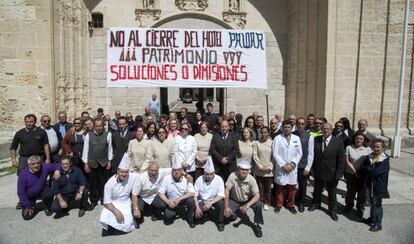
[312,135,345,181]
[361,153,390,198]
[52,167,86,196]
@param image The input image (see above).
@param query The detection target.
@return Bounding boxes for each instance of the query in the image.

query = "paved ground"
[1,149,414,244]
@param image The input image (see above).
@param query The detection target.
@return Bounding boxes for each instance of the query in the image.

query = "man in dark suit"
[111,116,133,174]
[308,122,345,221]
[209,120,241,182]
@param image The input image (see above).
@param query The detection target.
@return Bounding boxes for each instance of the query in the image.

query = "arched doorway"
[152,13,232,115]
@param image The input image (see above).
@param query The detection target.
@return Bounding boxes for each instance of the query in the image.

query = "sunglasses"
[181,128,189,131]
[42,120,50,123]
[74,122,81,125]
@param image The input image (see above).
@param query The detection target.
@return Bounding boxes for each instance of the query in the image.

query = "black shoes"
[252,224,262,238]
[151,215,158,221]
[342,206,352,215]
[89,202,97,210]
[274,207,281,213]
[308,204,320,212]
[44,208,53,216]
[189,221,196,228]
[356,209,364,219]
[298,204,305,213]
[369,225,382,232]
[217,223,225,232]
[78,209,86,217]
[330,213,338,221]
[287,207,297,215]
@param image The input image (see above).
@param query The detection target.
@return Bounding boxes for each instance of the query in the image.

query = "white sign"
[107,27,267,89]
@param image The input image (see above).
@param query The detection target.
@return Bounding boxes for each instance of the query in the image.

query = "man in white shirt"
[148,94,160,121]
[155,163,196,228]
[132,161,171,222]
[194,157,225,231]
[100,154,139,236]
[41,115,60,163]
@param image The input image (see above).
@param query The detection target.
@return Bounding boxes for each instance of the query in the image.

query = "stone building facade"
[0,0,413,144]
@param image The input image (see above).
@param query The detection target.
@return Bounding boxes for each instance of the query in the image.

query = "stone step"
[0,171,9,177]
[0,159,11,170]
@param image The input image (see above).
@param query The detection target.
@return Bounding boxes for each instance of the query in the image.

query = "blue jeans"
[369,196,383,226]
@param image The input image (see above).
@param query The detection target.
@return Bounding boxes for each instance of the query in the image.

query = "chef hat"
[118,153,129,170]
[204,156,215,173]
[172,159,183,170]
[237,160,251,170]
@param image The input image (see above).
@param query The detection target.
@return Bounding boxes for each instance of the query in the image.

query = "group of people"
[10,96,390,238]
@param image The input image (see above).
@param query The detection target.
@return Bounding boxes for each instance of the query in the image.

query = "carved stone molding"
[175,0,208,11]
[223,11,247,29]
[55,0,83,27]
[135,8,161,27]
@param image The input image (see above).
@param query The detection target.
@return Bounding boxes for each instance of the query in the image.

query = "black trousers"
[196,198,224,224]
[21,186,54,220]
[297,167,309,206]
[228,199,263,225]
[51,189,89,213]
[344,172,366,211]
[151,195,195,222]
[88,165,110,203]
[137,198,163,219]
[312,178,339,213]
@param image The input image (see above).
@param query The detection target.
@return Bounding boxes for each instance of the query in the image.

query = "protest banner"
[107,27,267,89]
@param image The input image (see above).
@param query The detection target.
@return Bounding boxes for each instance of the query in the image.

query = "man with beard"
[111,116,134,174]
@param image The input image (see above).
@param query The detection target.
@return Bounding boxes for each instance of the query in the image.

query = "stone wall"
[286,0,329,118]
[0,0,53,133]
[325,0,414,136]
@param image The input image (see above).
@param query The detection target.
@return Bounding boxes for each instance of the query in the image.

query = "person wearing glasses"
[172,122,198,178]
[40,115,60,163]
[309,117,323,138]
[62,118,86,169]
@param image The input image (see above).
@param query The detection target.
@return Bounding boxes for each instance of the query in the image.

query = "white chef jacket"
[158,174,195,200]
[194,174,225,202]
[272,134,303,185]
[100,172,139,233]
[132,168,171,204]
[172,135,197,172]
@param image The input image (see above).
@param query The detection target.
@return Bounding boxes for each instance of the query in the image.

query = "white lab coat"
[272,134,303,185]
[172,135,197,172]
[100,173,139,233]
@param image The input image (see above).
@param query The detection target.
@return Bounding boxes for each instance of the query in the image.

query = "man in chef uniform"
[194,156,225,231]
[100,153,139,236]
[272,121,303,214]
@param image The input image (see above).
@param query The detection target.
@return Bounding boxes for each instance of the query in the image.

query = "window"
[91,13,103,28]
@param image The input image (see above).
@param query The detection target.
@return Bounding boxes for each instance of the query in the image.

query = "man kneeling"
[224,160,263,237]
[17,155,60,220]
[100,154,139,236]
[51,156,88,218]
[194,157,225,231]
[154,163,196,228]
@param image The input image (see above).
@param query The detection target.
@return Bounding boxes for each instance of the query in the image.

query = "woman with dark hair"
[333,121,349,149]
[244,116,257,140]
[191,111,203,135]
[253,126,274,211]
[343,132,371,218]
[144,122,156,141]
[172,122,197,178]
[228,118,239,139]
[151,127,172,168]
[61,117,85,168]
[360,139,390,232]
[340,117,354,138]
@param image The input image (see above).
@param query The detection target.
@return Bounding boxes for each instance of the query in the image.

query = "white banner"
[107,27,267,89]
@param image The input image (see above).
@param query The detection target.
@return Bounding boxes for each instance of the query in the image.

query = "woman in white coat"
[272,122,302,214]
[172,122,198,178]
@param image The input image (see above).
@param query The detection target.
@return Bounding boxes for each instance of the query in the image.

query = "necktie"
[323,138,327,152]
